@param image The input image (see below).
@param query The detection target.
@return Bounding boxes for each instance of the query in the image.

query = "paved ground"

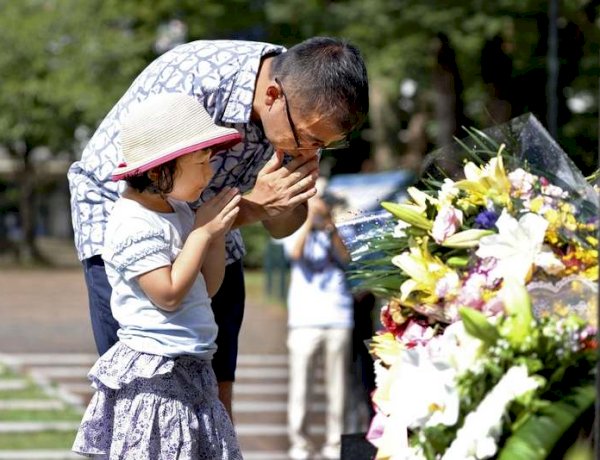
[0,269,96,353]
[0,267,288,355]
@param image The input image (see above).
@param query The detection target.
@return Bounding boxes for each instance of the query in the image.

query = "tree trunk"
[15,145,44,264]
[399,110,429,173]
[431,33,466,177]
[481,35,513,125]
[368,80,400,171]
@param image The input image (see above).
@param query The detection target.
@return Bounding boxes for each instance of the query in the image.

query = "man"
[68,36,369,418]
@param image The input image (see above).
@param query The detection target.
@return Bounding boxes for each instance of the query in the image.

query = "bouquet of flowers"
[349,114,598,459]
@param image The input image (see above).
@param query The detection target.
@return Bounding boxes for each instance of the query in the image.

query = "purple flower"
[474,210,499,229]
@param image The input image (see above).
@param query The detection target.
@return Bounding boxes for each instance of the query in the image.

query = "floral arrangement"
[349,115,598,460]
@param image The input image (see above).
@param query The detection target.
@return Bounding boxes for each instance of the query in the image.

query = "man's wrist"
[265,203,308,238]
[234,196,266,228]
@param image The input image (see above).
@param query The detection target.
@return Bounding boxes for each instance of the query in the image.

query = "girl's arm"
[138,188,240,311]
[201,235,226,297]
[137,230,212,311]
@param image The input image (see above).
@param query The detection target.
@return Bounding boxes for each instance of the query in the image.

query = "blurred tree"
[0,0,267,263]
[1,0,596,261]
[0,0,147,262]
[263,0,598,174]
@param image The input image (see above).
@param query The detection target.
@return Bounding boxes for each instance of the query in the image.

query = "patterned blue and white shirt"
[68,40,285,263]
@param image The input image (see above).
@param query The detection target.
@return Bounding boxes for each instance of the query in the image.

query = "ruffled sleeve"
[103,218,172,281]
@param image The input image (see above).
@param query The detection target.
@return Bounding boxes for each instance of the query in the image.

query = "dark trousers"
[83,256,119,355]
[352,291,376,419]
[82,256,246,382]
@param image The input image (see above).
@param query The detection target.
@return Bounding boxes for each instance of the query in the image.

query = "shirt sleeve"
[103,218,172,281]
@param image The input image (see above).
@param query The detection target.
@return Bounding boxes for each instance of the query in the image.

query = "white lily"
[407,186,436,209]
[436,321,483,375]
[476,211,551,283]
[371,343,460,459]
[442,365,540,460]
[392,345,459,430]
[438,178,460,205]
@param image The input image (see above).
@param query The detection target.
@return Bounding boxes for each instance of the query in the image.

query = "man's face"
[263,78,346,159]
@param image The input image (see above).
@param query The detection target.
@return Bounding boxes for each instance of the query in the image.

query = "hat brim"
[111,132,241,181]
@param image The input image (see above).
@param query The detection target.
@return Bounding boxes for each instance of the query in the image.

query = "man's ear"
[264,83,280,108]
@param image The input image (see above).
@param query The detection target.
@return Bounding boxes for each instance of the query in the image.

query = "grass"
[0,367,18,379]
[0,365,81,450]
[0,431,78,449]
[0,386,51,400]
[244,268,287,310]
[0,408,82,422]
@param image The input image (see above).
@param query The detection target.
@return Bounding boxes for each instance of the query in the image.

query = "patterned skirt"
[72,342,242,459]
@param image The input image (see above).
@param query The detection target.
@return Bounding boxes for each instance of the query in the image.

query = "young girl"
[72,92,244,459]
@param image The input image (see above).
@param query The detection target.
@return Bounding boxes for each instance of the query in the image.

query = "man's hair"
[270,37,369,134]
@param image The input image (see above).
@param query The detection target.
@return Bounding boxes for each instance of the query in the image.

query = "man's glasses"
[275,77,350,153]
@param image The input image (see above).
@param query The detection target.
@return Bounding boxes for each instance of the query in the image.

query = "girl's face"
[168,149,214,202]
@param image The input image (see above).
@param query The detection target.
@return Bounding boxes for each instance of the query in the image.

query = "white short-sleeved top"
[102,197,217,359]
[69,40,285,263]
[282,229,354,329]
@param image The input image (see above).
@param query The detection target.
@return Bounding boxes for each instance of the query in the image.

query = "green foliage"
[498,385,595,460]
[240,222,270,269]
[0,0,269,156]
[500,281,534,349]
[459,307,499,347]
[0,0,146,151]
[264,0,598,172]
[0,431,79,449]
[346,230,406,297]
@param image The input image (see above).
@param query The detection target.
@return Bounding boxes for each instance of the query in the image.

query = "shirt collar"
[221,43,285,124]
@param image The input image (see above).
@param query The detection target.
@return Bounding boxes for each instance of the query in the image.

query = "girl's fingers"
[223,193,242,211]
[223,206,240,223]
[219,206,240,233]
[218,201,240,226]
[216,187,240,208]
[203,188,238,214]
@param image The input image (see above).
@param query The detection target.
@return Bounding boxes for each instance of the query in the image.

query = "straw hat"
[112,93,242,181]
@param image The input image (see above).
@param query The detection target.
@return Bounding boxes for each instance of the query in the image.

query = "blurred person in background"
[68,37,369,418]
[282,194,354,460]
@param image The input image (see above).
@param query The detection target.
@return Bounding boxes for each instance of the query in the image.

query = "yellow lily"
[370,332,403,367]
[392,240,458,304]
[440,229,494,248]
[455,148,511,206]
[381,187,438,230]
[382,201,433,230]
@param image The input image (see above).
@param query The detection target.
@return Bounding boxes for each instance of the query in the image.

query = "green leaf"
[459,307,499,347]
[498,385,596,460]
[501,281,534,348]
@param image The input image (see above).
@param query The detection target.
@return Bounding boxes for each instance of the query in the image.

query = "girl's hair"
[125,159,177,195]
[270,36,369,134]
